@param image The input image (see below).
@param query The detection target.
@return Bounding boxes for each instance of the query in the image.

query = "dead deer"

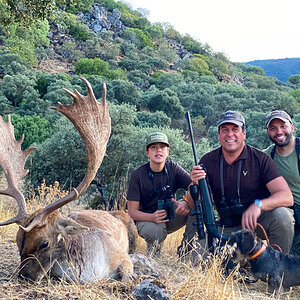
[0,77,138,283]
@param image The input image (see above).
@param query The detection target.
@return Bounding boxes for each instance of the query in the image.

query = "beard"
[269,131,293,147]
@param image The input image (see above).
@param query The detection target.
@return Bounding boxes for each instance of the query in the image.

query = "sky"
[124,0,300,62]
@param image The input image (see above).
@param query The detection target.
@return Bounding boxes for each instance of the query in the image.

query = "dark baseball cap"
[146,132,169,148]
[265,110,292,127]
[217,111,245,127]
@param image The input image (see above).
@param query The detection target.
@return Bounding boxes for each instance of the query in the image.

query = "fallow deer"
[0,77,138,283]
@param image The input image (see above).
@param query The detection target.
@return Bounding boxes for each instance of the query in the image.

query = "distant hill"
[244,57,300,82]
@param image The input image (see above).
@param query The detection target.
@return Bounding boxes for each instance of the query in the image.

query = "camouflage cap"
[146,132,169,148]
[217,110,245,127]
[265,110,292,128]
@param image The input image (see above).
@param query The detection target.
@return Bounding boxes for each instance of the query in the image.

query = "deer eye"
[39,241,49,250]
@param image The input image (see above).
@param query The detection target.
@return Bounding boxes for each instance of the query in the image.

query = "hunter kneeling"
[126,132,195,256]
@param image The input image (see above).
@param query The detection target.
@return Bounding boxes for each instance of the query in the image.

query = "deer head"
[0,77,111,231]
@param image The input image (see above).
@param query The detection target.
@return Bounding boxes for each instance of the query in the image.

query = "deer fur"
[17,209,137,283]
[0,77,138,283]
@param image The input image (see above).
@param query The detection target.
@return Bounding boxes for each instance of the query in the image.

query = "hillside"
[0,0,300,203]
[244,57,300,82]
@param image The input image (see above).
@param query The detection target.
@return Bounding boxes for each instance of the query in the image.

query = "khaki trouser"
[183,206,295,254]
[135,211,196,245]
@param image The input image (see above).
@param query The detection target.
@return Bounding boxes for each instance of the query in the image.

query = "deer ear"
[56,217,89,235]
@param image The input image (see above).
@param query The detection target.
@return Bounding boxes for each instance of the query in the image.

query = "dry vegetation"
[1,182,300,299]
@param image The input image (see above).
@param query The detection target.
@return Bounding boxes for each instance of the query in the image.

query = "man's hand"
[190,165,206,184]
[241,204,261,230]
[172,198,190,215]
[152,209,168,223]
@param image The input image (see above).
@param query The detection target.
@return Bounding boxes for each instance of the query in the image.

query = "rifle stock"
[185,111,227,244]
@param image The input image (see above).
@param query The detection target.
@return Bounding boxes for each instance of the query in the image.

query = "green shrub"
[122,28,153,49]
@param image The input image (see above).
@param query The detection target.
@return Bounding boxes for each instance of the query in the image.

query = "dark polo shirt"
[200,144,281,215]
[127,160,191,214]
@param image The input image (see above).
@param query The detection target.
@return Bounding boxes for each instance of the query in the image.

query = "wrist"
[254,199,263,210]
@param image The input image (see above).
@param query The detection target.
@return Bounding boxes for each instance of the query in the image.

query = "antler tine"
[0,115,36,226]
[24,77,111,230]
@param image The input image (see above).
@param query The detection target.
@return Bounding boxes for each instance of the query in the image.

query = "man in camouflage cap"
[127,131,195,256]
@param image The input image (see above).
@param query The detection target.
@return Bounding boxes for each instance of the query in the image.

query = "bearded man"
[264,110,300,254]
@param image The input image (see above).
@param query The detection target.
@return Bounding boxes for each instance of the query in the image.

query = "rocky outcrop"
[78,3,125,35]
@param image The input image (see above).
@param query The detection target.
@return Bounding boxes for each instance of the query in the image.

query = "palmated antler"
[22,77,111,231]
[0,115,36,225]
[0,77,111,231]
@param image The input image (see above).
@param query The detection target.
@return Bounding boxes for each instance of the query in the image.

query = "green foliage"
[0,0,55,25]
[61,41,84,61]
[141,85,184,118]
[75,58,126,80]
[237,63,265,76]
[1,73,37,107]
[208,58,232,80]
[244,58,300,82]
[122,28,153,49]
[3,20,50,65]
[290,89,300,103]
[145,23,163,39]
[62,0,94,14]
[155,39,177,62]
[0,50,29,75]
[108,80,142,107]
[177,57,212,76]
[128,70,151,89]
[162,23,181,40]
[180,34,212,56]
[81,33,121,60]
[60,13,89,41]
[151,72,184,90]
[288,74,300,87]
[135,111,171,128]
[0,92,14,114]
[28,122,87,189]
[11,113,53,149]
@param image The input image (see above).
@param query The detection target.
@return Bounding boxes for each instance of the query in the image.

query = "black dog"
[229,230,300,292]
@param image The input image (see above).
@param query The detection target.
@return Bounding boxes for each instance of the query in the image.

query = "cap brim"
[146,142,169,148]
[218,120,244,127]
[266,116,291,128]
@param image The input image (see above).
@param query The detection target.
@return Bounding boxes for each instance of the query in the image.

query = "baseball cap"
[146,132,169,148]
[217,111,245,127]
[265,110,292,127]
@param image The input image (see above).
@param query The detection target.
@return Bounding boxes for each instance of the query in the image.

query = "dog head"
[228,230,258,262]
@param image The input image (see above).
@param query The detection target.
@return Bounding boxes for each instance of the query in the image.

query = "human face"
[267,119,294,147]
[146,143,169,166]
[218,123,246,155]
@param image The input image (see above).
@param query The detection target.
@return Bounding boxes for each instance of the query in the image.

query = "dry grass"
[1,182,300,299]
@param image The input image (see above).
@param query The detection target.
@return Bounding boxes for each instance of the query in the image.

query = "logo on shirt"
[243,170,248,176]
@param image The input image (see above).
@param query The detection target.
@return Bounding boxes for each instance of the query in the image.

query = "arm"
[242,176,293,230]
[127,200,168,223]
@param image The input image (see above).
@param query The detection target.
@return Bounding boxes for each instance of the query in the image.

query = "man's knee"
[257,207,294,252]
[270,207,294,229]
[136,221,167,243]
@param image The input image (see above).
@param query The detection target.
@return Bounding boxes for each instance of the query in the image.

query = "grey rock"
[132,279,171,300]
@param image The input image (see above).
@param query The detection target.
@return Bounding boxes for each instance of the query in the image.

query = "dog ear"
[239,231,256,254]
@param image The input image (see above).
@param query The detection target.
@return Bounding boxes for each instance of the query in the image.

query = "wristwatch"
[254,199,263,210]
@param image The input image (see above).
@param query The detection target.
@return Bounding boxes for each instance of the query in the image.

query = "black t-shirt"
[126,160,191,213]
[200,144,281,215]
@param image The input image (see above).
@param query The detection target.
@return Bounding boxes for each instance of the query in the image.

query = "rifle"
[185,111,227,248]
